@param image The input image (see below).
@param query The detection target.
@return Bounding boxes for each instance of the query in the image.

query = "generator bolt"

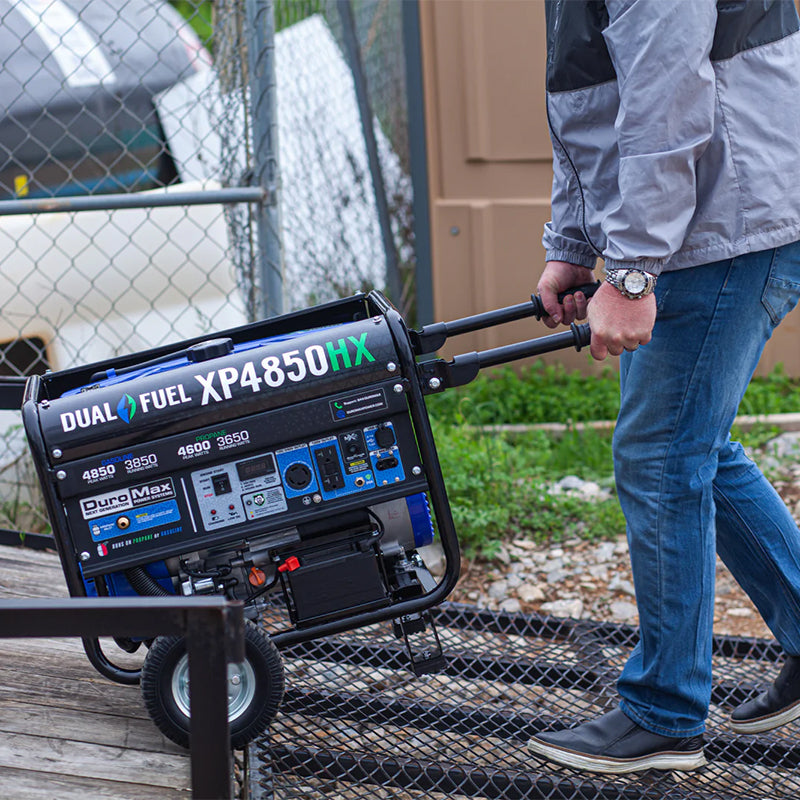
[386,362,397,372]
[412,466,422,476]
[79,552,90,562]
[313,494,322,504]
[51,448,62,460]
[393,383,404,394]
[428,377,442,390]
[56,470,67,481]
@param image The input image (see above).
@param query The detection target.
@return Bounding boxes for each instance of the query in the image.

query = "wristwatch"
[604,268,657,300]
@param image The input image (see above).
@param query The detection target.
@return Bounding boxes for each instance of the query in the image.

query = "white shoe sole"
[729,698,800,734]
[527,736,707,775]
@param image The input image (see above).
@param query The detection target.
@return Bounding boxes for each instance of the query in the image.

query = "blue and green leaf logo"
[117,394,137,424]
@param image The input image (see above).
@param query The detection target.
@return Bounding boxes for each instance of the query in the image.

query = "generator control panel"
[53,381,423,577]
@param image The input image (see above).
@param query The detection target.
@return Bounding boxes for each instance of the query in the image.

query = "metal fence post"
[402,0,434,327]
[246,0,284,320]
[336,0,402,309]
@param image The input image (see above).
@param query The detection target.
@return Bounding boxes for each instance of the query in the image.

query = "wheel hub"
[171,653,257,722]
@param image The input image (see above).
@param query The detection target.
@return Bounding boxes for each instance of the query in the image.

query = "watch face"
[623,271,647,295]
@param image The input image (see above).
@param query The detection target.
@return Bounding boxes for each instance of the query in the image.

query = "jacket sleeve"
[543,144,601,269]
[600,0,717,275]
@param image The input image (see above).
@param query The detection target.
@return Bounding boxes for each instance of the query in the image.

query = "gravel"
[448,431,800,640]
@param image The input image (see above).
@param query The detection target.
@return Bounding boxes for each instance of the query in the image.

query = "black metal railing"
[254,602,799,800]
[0,596,244,800]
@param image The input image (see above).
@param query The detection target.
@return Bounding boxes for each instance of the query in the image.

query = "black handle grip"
[412,281,600,355]
[528,281,601,319]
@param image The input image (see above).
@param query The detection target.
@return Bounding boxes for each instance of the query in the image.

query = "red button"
[278,556,301,573]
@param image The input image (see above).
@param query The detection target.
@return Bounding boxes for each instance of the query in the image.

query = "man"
[527,0,800,775]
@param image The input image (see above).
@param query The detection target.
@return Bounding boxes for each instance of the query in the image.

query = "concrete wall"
[419,0,800,377]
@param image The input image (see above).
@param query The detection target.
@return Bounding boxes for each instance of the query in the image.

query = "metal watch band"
[604,268,657,300]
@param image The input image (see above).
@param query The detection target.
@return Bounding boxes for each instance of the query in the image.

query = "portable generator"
[21,287,594,748]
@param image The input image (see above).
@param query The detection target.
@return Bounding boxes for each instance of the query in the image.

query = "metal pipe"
[0,186,266,216]
[246,0,284,320]
[402,0,434,327]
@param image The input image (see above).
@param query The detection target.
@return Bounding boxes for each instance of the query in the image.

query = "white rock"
[540,598,584,619]
[488,580,508,600]
[726,607,754,618]
[499,598,522,614]
[495,542,511,565]
[610,601,638,622]
[766,432,800,460]
[592,542,617,563]
[608,575,636,598]
[556,475,585,492]
[517,584,546,603]
[587,565,609,580]
[512,538,537,551]
[506,574,523,589]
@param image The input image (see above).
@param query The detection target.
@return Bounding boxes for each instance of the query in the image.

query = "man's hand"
[537,260,595,329]
[587,281,656,360]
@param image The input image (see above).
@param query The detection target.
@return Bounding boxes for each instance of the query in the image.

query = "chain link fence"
[0,0,414,532]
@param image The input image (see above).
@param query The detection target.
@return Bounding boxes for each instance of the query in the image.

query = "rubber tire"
[140,621,284,749]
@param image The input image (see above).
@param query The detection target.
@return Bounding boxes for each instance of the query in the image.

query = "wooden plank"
[0,731,191,791]
[0,634,101,658]
[0,548,65,573]
[0,699,185,754]
[0,665,150,719]
[0,638,144,681]
[0,633,150,664]
[0,543,224,799]
[0,543,62,566]
[0,765,190,800]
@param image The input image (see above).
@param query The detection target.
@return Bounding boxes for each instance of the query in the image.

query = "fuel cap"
[186,338,235,363]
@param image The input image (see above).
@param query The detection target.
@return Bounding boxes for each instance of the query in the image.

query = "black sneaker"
[730,655,800,734]
[527,709,706,774]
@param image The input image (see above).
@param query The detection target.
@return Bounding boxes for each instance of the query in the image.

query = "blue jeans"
[614,243,800,737]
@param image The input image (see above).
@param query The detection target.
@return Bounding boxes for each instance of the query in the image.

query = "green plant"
[429,360,800,557]
[427,361,620,426]
[428,360,800,429]
[740,363,800,416]
[432,420,624,556]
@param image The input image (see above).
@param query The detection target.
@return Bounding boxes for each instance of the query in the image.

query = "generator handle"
[411,282,600,354]
[419,323,591,393]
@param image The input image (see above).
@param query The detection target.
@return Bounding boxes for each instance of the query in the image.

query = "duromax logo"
[117,394,137,424]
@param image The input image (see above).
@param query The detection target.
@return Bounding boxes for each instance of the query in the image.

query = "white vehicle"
[0,0,243,376]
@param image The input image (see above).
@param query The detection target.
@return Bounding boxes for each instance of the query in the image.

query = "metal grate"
[252,602,799,799]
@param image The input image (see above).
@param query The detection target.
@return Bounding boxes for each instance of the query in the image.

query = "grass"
[428,362,800,557]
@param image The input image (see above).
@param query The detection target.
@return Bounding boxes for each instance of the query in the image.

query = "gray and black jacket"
[544,0,800,276]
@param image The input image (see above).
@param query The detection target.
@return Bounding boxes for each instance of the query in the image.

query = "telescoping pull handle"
[418,322,591,394]
[411,282,600,355]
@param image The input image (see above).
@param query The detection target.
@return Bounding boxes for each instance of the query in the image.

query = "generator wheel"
[140,621,284,749]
